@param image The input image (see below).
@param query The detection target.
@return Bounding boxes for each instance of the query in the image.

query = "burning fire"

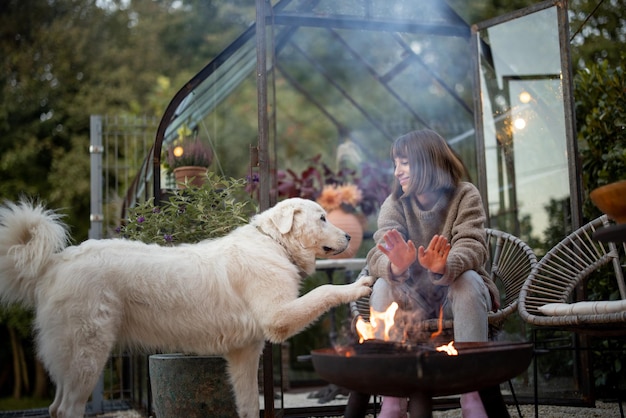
[436,341,458,355]
[355,302,458,355]
[355,302,399,342]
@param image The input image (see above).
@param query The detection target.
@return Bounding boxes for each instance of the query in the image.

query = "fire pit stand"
[311,341,533,418]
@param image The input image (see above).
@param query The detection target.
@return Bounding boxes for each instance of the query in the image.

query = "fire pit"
[311,340,533,418]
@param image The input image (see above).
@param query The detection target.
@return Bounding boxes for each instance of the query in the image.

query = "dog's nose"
[345,234,351,242]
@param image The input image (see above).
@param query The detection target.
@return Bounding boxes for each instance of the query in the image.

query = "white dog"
[0,198,373,418]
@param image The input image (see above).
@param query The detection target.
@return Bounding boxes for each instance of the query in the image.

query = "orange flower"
[337,184,362,207]
[316,184,363,212]
[317,185,343,212]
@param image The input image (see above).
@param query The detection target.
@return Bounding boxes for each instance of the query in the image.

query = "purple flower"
[137,216,145,224]
[163,234,173,242]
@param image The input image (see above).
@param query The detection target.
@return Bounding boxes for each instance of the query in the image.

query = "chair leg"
[478,385,510,418]
[533,329,539,418]
[507,379,523,418]
[611,343,624,418]
[345,391,370,418]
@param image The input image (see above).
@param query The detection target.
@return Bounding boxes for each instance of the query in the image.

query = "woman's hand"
[377,229,417,276]
[418,234,450,275]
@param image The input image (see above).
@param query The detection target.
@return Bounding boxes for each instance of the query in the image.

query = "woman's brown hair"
[390,129,468,199]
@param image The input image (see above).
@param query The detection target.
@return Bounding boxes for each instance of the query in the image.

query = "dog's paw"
[353,275,373,298]
[356,275,374,287]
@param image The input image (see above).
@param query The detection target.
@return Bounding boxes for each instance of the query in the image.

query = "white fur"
[0,198,373,418]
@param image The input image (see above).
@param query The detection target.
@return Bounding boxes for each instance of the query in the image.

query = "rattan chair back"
[518,215,626,335]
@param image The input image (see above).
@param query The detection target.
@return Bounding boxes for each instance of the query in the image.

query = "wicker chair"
[350,228,538,337]
[517,215,626,418]
[518,215,626,336]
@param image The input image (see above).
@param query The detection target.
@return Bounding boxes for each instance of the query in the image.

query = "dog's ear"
[271,203,296,234]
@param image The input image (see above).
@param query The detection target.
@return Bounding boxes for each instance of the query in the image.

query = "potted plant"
[120,172,253,245]
[119,173,256,417]
[163,135,214,188]
[271,155,393,218]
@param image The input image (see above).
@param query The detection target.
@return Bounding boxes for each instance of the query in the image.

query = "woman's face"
[393,157,411,193]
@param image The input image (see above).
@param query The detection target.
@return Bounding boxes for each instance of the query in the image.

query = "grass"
[0,396,52,411]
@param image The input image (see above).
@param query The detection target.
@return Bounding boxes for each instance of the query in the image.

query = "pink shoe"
[460,391,487,418]
[378,396,408,418]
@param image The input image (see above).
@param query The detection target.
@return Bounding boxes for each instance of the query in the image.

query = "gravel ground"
[89,385,625,418]
[97,400,623,418]
[432,401,622,418]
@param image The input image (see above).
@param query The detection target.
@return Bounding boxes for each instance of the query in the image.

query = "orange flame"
[355,302,399,343]
[430,305,445,340]
[354,301,457,356]
[436,341,458,355]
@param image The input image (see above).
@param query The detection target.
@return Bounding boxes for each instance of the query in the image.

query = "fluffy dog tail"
[0,199,70,307]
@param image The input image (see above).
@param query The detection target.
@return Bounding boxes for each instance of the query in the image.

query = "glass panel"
[476,6,570,241]
[283,0,465,22]
[273,24,475,174]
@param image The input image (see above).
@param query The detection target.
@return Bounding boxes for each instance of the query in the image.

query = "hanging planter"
[164,134,213,189]
[173,166,208,188]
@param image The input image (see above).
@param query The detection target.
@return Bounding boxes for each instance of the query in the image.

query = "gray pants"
[369,270,491,342]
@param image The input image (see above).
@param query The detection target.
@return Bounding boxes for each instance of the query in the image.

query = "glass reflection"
[477,6,569,241]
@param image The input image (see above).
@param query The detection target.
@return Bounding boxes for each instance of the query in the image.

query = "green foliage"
[0,396,52,410]
[120,173,257,245]
[569,0,626,68]
[0,306,33,339]
[0,0,253,242]
[575,56,626,219]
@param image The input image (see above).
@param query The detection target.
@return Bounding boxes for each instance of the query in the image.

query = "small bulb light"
[519,91,531,104]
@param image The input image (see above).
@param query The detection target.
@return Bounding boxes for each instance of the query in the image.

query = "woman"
[367,129,499,418]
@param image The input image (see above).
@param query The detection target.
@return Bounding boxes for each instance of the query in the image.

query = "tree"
[575,55,626,218]
[0,0,253,402]
[569,0,626,68]
[0,0,253,240]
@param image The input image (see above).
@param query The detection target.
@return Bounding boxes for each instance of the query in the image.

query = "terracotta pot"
[173,166,207,188]
[326,209,364,259]
[590,180,626,223]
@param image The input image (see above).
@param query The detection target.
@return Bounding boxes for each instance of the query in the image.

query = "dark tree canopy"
[0,0,252,240]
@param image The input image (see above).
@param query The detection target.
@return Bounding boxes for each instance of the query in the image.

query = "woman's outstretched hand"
[417,234,450,275]
[377,229,417,276]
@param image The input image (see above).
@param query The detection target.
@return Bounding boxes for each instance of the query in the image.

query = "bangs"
[391,136,410,160]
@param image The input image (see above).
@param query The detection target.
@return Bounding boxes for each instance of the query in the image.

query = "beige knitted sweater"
[366,181,500,310]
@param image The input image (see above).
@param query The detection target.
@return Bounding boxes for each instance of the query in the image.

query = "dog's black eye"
[321,214,326,222]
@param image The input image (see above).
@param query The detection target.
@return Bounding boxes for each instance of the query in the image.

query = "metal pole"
[88,115,104,414]
[89,115,104,240]
[255,0,275,416]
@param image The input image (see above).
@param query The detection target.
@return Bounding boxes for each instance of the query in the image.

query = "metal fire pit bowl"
[311,340,533,418]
